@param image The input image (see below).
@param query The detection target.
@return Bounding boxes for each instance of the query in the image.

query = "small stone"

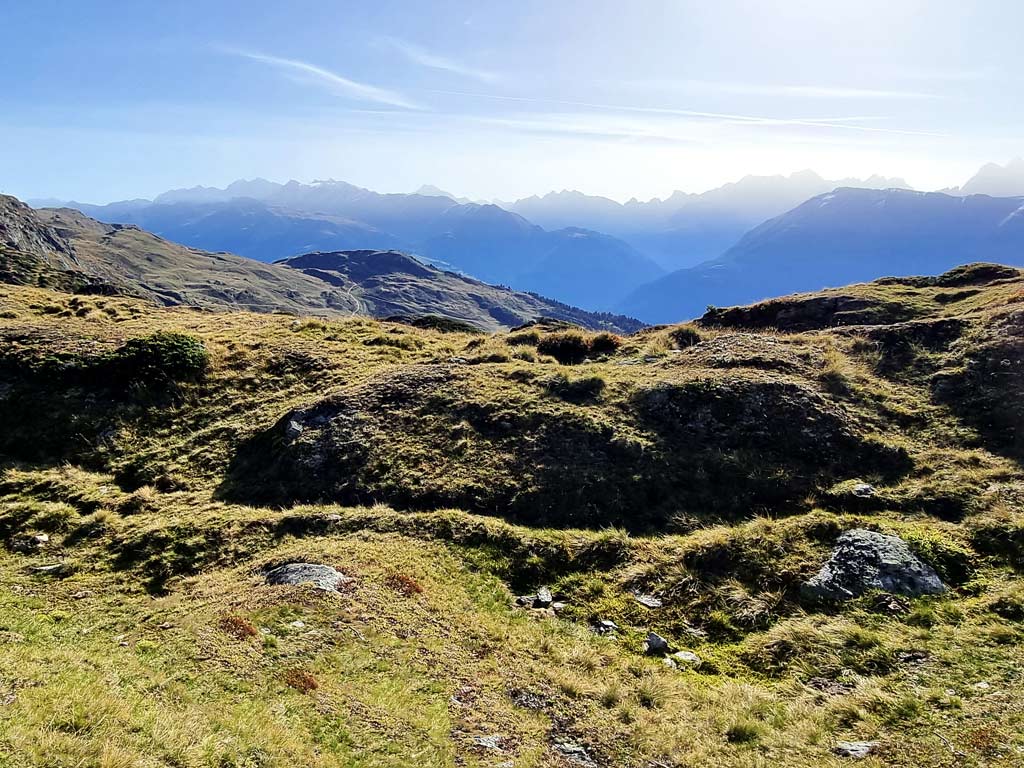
[672,650,701,667]
[289,620,306,629]
[851,483,876,498]
[515,594,534,607]
[29,563,69,576]
[591,619,618,635]
[633,593,663,609]
[552,741,596,766]
[533,587,553,608]
[644,631,671,655]
[551,601,568,613]
[472,735,505,751]
[974,681,991,690]
[284,419,304,440]
[897,649,929,664]
[157,622,174,630]
[833,741,879,759]
[324,513,343,523]
[807,677,854,696]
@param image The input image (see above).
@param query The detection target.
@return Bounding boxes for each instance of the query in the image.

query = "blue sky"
[2,0,1022,202]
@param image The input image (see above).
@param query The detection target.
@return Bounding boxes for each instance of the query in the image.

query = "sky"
[2,0,1023,203]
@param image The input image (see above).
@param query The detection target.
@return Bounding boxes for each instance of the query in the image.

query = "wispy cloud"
[426,89,946,137]
[624,79,942,101]
[377,36,498,83]
[224,48,421,109]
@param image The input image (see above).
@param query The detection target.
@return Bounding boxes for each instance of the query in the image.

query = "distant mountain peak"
[959,158,1024,197]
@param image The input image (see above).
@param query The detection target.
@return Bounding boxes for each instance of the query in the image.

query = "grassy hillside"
[2,196,641,333]
[1,263,1023,767]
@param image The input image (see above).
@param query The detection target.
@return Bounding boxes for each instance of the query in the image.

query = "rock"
[284,419,304,440]
[28,563,70,576]
[807,677,854,696]
[851,482,876,498]
[897,649,929,664]
[534,587,553,608]
[265,563,351,592]
[591,619,618,635]
[644,631,671,655]
[633,592,663,609]
[833,741,879,759]
[868,592,910,616]
[672,650,701,667]
[552,740,597,766]
[515,594,535,607]
[472,734,505,751]
[551,601,568,614]
[802,529,946,602]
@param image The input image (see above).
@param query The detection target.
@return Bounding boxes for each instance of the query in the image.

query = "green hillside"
[1,262,1023,767]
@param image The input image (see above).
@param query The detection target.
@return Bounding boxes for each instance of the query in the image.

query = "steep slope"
[277,250,645,332]
[1,264,1023,766]
[52,181,661,311]
[620,188,1024,323]
[502,171,911,270]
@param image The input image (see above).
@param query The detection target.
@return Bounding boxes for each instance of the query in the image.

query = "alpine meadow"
[2,3,1024,767]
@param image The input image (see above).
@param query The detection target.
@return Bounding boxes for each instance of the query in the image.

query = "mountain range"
[57,181,664,312]
[0,194,642,333]
[25,159,1024,324]
[619,187,1024,323]
[501,170,912,270]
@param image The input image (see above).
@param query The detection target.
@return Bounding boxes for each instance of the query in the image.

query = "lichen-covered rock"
[264,562,350,592]
[802,529,945,602]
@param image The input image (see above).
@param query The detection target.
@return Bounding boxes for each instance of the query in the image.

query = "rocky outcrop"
[802,529,945,602]
[264,562,351,592]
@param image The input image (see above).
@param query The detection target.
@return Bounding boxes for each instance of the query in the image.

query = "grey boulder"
[833,740,879,759]
[803,529,945,602]
[265,562,351,592]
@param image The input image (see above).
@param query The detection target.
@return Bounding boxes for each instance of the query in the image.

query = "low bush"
[106,331,209,385]
[537,331,622,364]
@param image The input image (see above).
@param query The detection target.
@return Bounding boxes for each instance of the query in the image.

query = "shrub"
[282,669,319,693]
[668,325,702,349]
[537,331,622,364]
[219,614,259,640]
[506,330,541,346]
[386,572,424,596]
[537,331,592,364]
[545,374,606,403]
[725,718,762,744]
[589,332,622,356]
[107,332,208,385]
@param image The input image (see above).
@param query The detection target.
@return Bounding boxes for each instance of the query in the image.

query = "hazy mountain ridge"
[50,180,662,312]
[619,187,1024,323]
[499,170,912,270]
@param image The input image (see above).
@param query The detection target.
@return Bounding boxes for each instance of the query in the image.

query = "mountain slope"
[619,188,1024,323]
[51,181,662,311]
[276,250,646,332]
[2,195,641,332]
